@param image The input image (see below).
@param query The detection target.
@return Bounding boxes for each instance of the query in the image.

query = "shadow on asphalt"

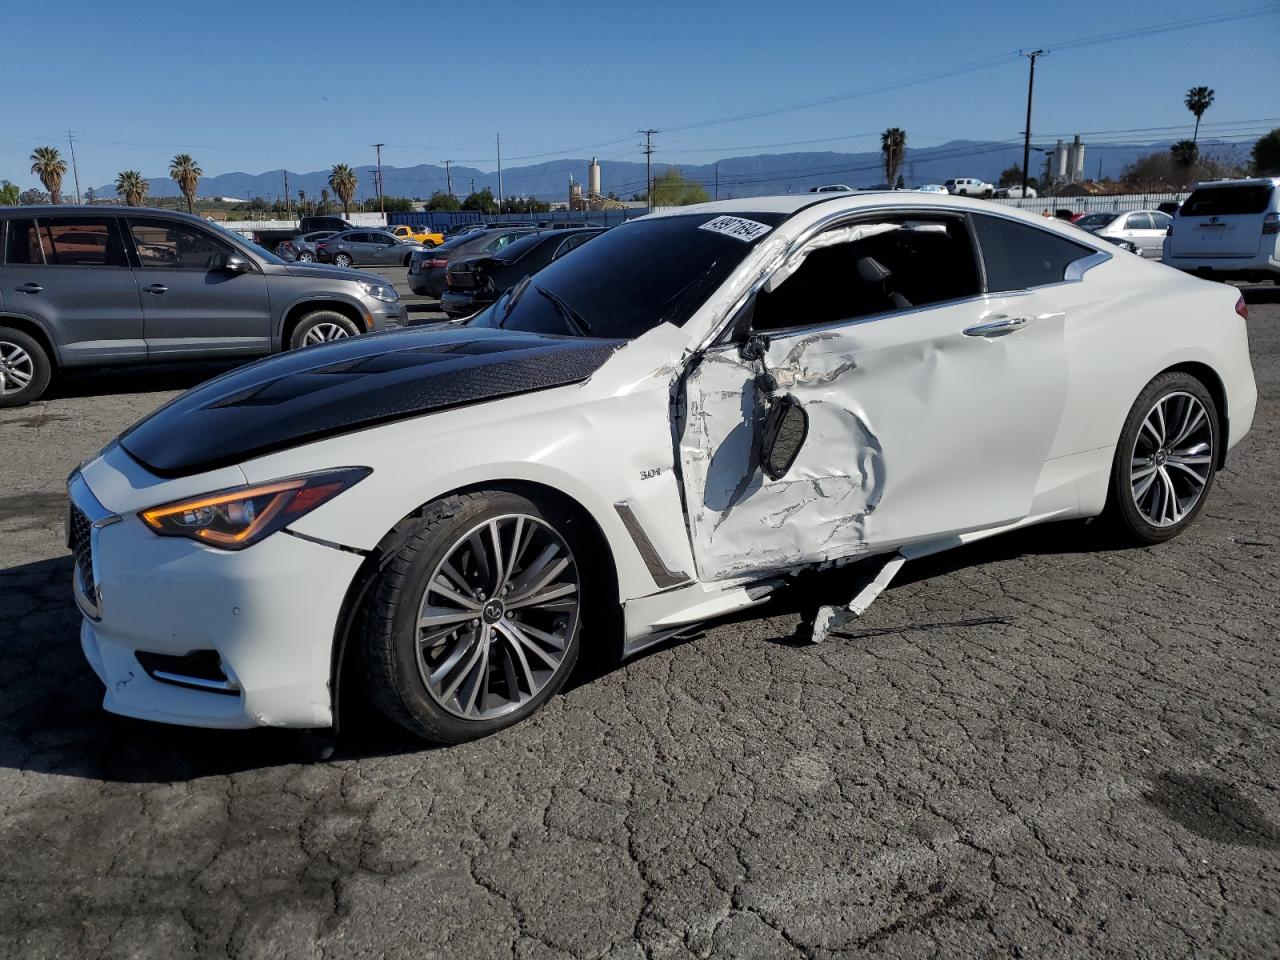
[1240,284,1279,305]
[0,513,1122,781]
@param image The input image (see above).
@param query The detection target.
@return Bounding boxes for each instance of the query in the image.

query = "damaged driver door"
[676,212,1070,582]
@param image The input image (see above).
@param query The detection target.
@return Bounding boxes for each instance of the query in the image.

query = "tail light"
[1263,213,1279,235]
[316,242,328,249]
[427,258,449,269]
[1235,295,1248,320]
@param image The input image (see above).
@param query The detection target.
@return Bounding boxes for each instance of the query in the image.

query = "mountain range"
[94,138,1255,203]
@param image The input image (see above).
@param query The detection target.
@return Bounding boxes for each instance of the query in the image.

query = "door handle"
[144,283,168,295]
[963,315,1029,337]
[16,282,42,294]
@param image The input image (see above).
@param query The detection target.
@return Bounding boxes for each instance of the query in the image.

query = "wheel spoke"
[1170,403,1206,449]
[507,544,568,600]
[439,628,487,702]
[488,520,507,594]
[511,619,567,652]
[497,620,560,670]
[494,623,540,691]
[508,581,577,611]
[429,630,480,685]
[429,580,481,611]
[419,605,478,629]
[459,642,489,716]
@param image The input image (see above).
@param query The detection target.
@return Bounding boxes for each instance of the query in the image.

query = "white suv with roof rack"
[1163,177,1280,283]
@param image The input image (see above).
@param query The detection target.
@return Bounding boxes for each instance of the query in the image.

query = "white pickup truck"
[944,177,994,197]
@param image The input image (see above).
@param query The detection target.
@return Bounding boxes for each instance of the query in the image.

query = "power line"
[639,129,658,213]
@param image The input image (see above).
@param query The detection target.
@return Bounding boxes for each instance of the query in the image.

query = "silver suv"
[0,207,407,406]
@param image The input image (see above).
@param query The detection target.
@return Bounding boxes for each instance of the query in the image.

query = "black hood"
[120,328,622,477]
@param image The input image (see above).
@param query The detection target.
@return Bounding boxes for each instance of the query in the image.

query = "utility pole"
[443,160,453,196]
[66,130,82,204]
[714,163,719,200]
[1020,50,1046,197]
[373,143,385,216]
[284,170,292,222]
[639,129,657,213]
[496,134,503,209]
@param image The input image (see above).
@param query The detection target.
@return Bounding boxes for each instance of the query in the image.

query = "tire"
[423,240,437,249]
[0,328,53,407]
[403,253,413,267]
[333,252,353,267]
[1104,371,1218,545]
[297,251,315,262]
[361,490,590,743]
[288,310,361,350]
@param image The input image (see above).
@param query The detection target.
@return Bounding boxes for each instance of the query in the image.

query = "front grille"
[68,503,96,605]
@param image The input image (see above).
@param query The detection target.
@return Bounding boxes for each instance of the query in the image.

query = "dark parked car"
[277,230,338,262]
[407,227,539,298]
[536,219,603,229]
[315,229,426,267]
[0,207,406,406]
[440,228,604,319]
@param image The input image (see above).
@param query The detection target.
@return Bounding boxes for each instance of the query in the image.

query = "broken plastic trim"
[810,552,907,643]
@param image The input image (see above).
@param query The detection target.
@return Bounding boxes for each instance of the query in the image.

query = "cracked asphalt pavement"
[1,286,1278,959]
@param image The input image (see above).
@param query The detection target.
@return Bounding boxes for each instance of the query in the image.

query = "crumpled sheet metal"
[679,335,885,581]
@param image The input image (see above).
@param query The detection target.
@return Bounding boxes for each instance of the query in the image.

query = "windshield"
[1076,213,1118,229]
[470,211,785,339]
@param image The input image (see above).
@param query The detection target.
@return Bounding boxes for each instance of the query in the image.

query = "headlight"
[139,468,371,549]
[359,280,399,303]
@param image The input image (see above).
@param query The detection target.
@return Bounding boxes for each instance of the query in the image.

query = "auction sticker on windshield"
[698,216,773,243]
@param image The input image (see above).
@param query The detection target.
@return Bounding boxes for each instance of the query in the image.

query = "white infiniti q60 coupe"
[68,193,1257,744]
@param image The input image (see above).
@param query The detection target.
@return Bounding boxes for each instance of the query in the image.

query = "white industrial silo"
[1071,136,1086,181]
[589,157,601,197]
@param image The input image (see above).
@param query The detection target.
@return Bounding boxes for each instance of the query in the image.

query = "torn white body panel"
[811,552,907,643]
[678,290,1071,581]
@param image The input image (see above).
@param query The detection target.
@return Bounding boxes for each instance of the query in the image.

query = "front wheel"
[297,250,315,262]
[361,490,587,743]
[289,310,360,349]
[0,329,53,407]
[1104,372,1218,544]
[333,252,353,268]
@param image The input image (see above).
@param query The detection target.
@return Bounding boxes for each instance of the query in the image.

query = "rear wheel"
[289,310,360,349]
[333,252,353,267]
[1105,372,1218,544]
[297,250,315,262]
[0,328,52,407]
[361,490,587,743]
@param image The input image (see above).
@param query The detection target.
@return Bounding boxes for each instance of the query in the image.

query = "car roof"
[1191,177,1280,188]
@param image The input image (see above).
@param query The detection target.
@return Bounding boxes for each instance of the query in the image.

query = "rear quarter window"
[1181,185,1274,217]
[972,214,1096,292]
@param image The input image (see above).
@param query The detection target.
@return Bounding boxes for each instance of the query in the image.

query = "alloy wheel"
[415,514,580,721]
[1129,391,1213,527]
[302,322,351,345]
[298,252,315,262]
[0,341,34,395]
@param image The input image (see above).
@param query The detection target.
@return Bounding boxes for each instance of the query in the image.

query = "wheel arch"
[280,298,368,349]
[326,478,621,731]
[0,313,61,366]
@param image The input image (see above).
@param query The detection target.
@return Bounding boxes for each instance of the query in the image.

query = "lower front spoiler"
[82,622,266,729]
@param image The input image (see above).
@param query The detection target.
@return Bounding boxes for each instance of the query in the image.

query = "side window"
[752,216,981,333]
[1126,213,1153,230]
[1152,212,1172,229]
[5,217,126,267]
[129,218,234,270]
[972,215,1095,292]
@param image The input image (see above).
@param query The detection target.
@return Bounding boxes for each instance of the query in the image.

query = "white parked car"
[995,185,1038,199]
[1076,210,1172,258]
[809,184,852,193]
[1163,177,1280,282]
[68,194,1257,743]
[914,184,949,194]
[945,177,994,197]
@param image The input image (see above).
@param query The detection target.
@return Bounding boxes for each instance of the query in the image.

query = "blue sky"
[2,0,1277,191]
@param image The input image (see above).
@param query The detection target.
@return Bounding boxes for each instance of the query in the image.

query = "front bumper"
[370,300,408,330]
[70,468,364,730]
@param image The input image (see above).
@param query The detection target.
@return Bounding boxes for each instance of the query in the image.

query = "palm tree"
[115,170,149,207]
[329,164,358,216]
[1184,86,1215,145]
[320,188,330,214]
[880,128,907,187]
[168,154,203,213]
[29,146,67,204]
[1170,140,1200,169]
